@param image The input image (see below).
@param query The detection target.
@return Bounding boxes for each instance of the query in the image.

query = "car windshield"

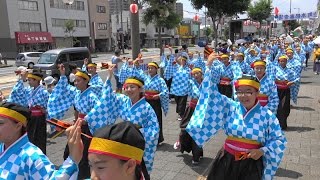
[38,53,57,64]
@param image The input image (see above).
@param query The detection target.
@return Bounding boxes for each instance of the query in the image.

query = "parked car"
[33,47,91,79]
[15,52,43,69]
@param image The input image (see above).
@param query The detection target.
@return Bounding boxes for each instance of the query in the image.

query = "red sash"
[189,99,198,108]
[257,94,268,106]
[220,77,231,86]
[30,106,44,117]
[275,80,289,90]
[144,90,159,100]
[224,136,261,161]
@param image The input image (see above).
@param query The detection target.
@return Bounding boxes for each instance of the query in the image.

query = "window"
[49,0,84,11]
[162,27,165,33]
[141,28,145,32]
[52,18,86,28]
[97,23,107,30]
[19,22,41,32]
[18,1,38,11]
[76,20,86,27]
[27,53,42,57]
[97,5,106,13]
[69,52,88,62]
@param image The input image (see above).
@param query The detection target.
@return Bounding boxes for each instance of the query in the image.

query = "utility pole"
[290,0,292,14]
[130,0,140,59]
[120,0,125,54]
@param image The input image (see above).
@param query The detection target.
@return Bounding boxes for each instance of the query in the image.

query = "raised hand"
[66,119,84,164]
[207,53,216,67]
[59,64,66,76]
[84,58,89,65]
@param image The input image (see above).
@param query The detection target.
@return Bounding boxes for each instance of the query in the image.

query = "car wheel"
[28,62,34,69]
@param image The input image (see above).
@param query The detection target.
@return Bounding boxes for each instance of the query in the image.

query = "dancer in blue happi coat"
[170,55,191,121]
[82,58,104,86]
[215,54,242,98]
[175,67,204,165]
[274,55,299,130]
[236,53,253,75]
[143,62,169,144]
[251,60,279,114]
[285,48,302,105]
[85,67,159,179]
[0,102,83,179]
[186,53,286,180]
[47,65,100,179]
[7,71,48,154]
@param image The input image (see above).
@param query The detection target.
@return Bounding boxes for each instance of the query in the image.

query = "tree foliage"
[203,27,212,37]
[248,0,273,22]
[142,0,181,29]
[190,0,250,47]
[142,0,181,52]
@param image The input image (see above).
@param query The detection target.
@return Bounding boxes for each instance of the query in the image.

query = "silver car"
[15,52,43,69]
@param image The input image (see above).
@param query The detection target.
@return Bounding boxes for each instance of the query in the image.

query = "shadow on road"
[275,167,303,179]
[291,106,315,111]
[178,153,213,174]
[297,96,312,99]
[157,143,180,153]
[285,126,315,133]
[300,81,313,84]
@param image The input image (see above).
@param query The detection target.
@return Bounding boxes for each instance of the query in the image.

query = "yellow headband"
[75,71,90,81]
[124,78,143,87]
[27,74,42,81]
[148,62,159,69]
[0,107,27,127]
[279,55,288,60]
[221,54,229,59]
[286,49,293,53]
[191,68,202,74]
[180,56,187,61]
[235,79,260,90]
[253,61,266,67]
[89,137,144,164]
[87,63,97,68]
[237,53,244,57]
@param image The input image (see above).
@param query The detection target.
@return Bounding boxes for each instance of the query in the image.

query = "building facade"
[46,0,90,48]
[0,0,50,58]
[87,0,112,52]
[176,2,183,19]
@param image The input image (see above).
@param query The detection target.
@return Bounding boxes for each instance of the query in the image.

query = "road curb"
[0,65,12,68]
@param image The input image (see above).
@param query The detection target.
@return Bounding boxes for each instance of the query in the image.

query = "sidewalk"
[46,66,320,180]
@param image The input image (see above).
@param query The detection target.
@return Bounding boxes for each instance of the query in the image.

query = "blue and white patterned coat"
[82,64,104,86]
[186,67,287,180]
[170,65,191,96]
[119,62,145,84]
[47,76,100,119]
[144,74,169,115]
[256,74,279,114]
[0,134,78,179]
[190,56,206,72]
[89,74,103,86]
[7,80,49,109]
[163,55,177,80]
[286,57,302,104]
[237,60,253,75]
[85,80,159,174]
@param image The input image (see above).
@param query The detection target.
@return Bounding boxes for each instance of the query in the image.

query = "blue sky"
[178,0,318,18]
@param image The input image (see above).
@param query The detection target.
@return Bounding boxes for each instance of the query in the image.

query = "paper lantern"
[193,14,199,22]
[130,3,138,14]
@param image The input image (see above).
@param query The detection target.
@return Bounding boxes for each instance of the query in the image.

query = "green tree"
[247,0,273,37]
[64,19,76,47]
[191,0,250,47]
[142,0,181,54]
[203,27,212,38]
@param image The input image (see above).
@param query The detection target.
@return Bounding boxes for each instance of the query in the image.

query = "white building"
[45,0,90,48]
[111,10,176,48]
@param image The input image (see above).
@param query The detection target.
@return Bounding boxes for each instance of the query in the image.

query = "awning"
[15,32,53,44]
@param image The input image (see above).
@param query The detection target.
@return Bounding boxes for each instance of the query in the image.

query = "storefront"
[15,32,54,53]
